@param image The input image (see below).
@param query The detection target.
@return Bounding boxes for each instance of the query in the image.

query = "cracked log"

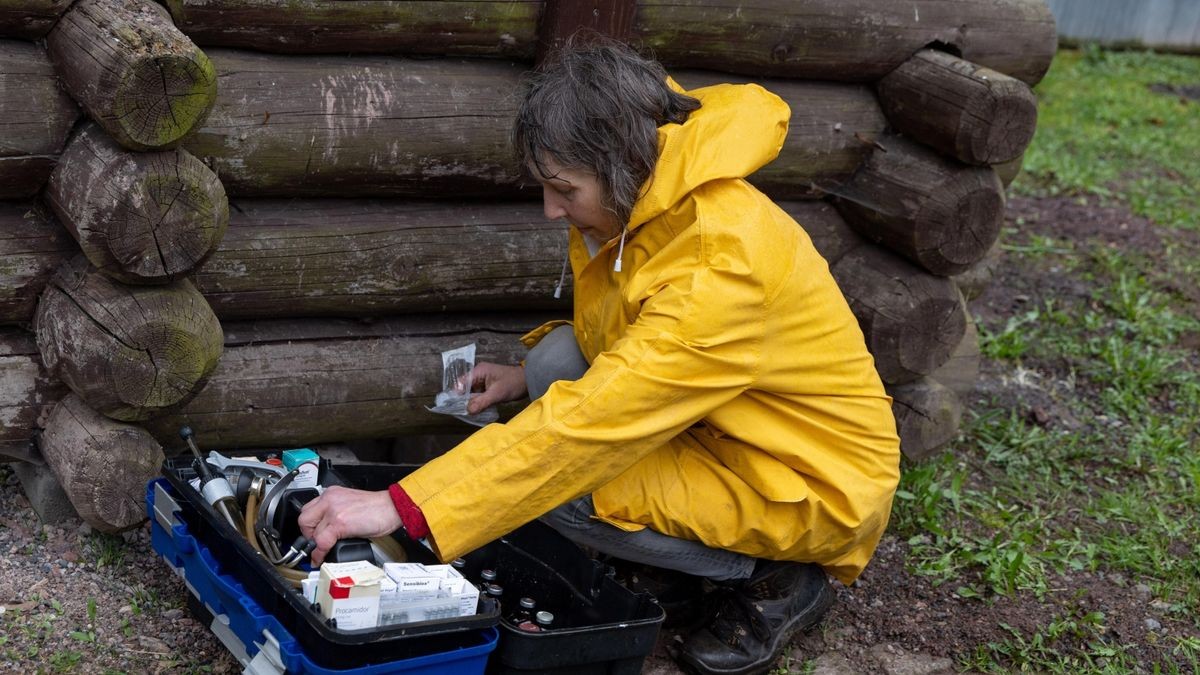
[877,49,1038,166]
[161,0,1057,86]
[887,317,980,460]
[184,49,884,198]
[887,377,963,461]
[142,314,544,451]
[38,393,164,531]
[0,0,73,39]
[0,204,74,325]
[47,123,228,285]
[195,200,571,319]
[33,255,223,422]
[0,327,67,462]
[0,39,81,199]
[833,134,1005,276]
[46,0,217,151]
[786,201,966,385]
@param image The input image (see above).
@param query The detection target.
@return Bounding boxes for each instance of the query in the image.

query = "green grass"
[1013,46,1200,230]
[889,46,1200,673]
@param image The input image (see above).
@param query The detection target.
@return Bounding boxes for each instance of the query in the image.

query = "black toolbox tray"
[160,456,501,671]
[334,464,666,675]
[166,457,665,673]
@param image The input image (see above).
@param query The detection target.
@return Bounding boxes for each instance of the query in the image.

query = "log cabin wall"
[0,0,1056,530]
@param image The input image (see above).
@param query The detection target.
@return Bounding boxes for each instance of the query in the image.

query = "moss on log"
[46,0,217,151]
[34,255,223,422]
[165,0,539,58]
[38,394,164,532]
[48,123,229,285]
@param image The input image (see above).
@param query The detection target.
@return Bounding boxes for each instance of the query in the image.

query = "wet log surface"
[0,204,74,325]
[0,327,66,461]
[833,134,1005,276]
[47,124,229,284]
[0,39,81,198]
[185,50,885,199]
[877,49,1038,165]
[0,0,73,39]
[37,394,164,532]
[160,0,1057,86]
[196,200,570,319]
[34,256,224,422]
[143,314,550,451]
[46,0,217,151]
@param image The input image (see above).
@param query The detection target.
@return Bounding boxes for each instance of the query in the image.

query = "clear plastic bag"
[426,343,499,427]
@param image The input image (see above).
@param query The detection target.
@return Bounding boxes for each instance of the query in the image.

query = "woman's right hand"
[464,362,528,414]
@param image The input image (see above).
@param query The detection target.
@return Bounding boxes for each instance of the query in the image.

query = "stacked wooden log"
[0,0,1055,529]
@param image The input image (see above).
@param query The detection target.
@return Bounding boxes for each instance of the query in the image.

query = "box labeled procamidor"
[318,561,385,630]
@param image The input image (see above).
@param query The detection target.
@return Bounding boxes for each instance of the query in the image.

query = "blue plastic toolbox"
[148,478,499,674]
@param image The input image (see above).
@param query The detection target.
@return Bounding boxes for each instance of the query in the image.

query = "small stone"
[1108,573,1126,586]
[78,523,93,537]
[162,608,185,620]
[869,643,956,675]
[871,598,884,607]
[811,652,858,675]
[119,605,133,615]
[1151,600,1173,613]
[1134,583,1153,600]
[1145,618,1162,632]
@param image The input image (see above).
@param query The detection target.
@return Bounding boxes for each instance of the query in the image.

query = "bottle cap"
[486,583,503,597]
[519,597,536,610]
[481,569,497,582]
[535,610,554,626]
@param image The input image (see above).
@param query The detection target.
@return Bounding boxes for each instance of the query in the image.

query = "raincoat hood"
[626,79,791,231]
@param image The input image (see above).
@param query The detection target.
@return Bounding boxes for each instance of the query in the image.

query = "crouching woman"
[300,39,901,675]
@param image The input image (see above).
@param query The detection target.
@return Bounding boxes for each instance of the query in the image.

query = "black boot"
[677,561,834,675]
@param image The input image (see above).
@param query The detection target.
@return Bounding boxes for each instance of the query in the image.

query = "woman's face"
[531,157,623,242]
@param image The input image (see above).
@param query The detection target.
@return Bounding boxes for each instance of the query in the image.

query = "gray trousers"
[526,325,756,582]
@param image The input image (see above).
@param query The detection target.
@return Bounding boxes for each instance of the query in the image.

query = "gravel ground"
[0,464,239,674]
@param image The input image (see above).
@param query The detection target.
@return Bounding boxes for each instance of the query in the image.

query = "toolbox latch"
[153,482,182,532]
[246,629,286,675]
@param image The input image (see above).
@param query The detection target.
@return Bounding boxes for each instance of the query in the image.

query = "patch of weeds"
[977,307,1045,360]
[963,608,1135,673]
[49,649,83,672]
[86,532,127,568]
[1014,47,1200,230]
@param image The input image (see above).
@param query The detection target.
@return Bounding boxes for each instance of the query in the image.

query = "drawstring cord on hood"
[553,248,568,299]
[613,226,627,273]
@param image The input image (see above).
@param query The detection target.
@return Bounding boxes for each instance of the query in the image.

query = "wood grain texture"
[185,50,885,198]
[159,0,1057,86]
[634,0,1058,86]
[0,39,80,197]
[537,0,636,64]
[887,376,963,460]
[0,327,66,461]
[0,204,74,325]
[165,0,540,58]
[196,200,571,319]
[0,0,73,39]
[46,0,217,150]
[142,314,553,451]
[34,255,223,422]
[833,134,1005,276]
[38,394,164,531]
[877,49,1038,165]
[47,124,229,284]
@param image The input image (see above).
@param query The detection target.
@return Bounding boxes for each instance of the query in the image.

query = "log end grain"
[34,256,223,421]
[111,50,218,150]
[888,377,963,461]
[39,394,164,531]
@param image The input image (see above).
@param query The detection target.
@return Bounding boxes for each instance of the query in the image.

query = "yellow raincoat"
[401,80,901,584]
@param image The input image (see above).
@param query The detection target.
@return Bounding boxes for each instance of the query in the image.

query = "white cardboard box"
[317,561,385,630]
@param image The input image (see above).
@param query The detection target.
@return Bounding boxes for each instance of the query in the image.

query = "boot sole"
[677,580,835,675]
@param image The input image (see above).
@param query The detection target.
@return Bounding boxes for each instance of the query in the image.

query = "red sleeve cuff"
[388,483,430,539]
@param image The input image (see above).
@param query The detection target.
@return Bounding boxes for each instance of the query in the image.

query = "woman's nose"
[543,187,567,221]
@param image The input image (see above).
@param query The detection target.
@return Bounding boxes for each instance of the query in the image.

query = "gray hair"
[513,37,701,227]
